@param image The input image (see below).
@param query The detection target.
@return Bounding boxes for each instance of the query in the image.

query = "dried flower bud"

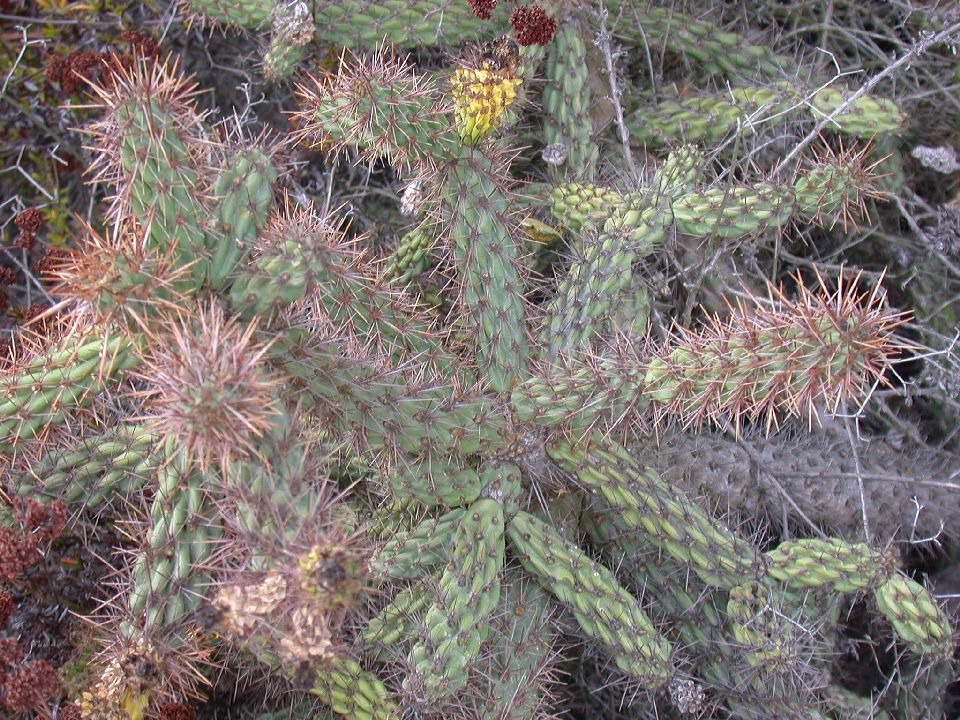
[510,4,558,46]
[542,142,567,165]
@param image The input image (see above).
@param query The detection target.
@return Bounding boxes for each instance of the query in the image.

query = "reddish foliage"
[44,54,68,87]
[0,593,12,627]
[0,500,67,583]
[20,304,57,334]
[0,660,59,711]
[0,267,16,287]
[160,703,196,720]
[62,51,101,94]
[0,638,23,668]
[58,704,81,720]
[57,703,80,720]
[510,4,558,46]
[0,528,37,584]
[13,499,66,543]
[122,31,161,60]
[468,0,496,19]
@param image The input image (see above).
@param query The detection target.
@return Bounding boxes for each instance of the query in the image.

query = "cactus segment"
[362,578,435,651]
[292,52,459,171]
[542,206,662,357]
[225,420,327,560]
[275,333,506,457]
[766,538,894,594]
[373,508,465,579]
[726,581,805,675]
[643,274,901,429]
[542,146,702,356]
[511,347,648,434]
[550,436,761,588]
[583,510,730,677]
[14,426,159,504]
[388,459,483,508]
[672,182,793,238]
[546,182,637,231]
[631,83,903,148]
[209,146,278,288]
[262,0,315,81]
[808,87,904,138]
[312,0,504,49]
[183,0,274,28]
[606,3,792,79]
[543,24,598,180]
[407,497,505,699]
[507,510,674,686]
[112,97,209,287]
[444,152,530,392]
[310,656,398,720]
[382,226,436,286]
[483,576,555,720]
[124,438,212,637]
[0,333,138,453]
[235,208,457,375]
[874,574,954,661]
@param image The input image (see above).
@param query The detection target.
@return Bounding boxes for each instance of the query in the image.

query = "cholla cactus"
[2,4,954,719]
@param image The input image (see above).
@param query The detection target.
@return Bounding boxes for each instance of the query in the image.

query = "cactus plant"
[2,4,955,719]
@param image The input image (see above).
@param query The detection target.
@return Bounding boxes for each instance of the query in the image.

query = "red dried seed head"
[468,0,497,20]
[12,498,66,542]
[12,232,37,252]
[510,4,558,46]
[0,527,37,583]
[0,637,24,668]
[32,247,71,282]
[14,208,44,235]
[58,704,81,720]
[159,703,196,720]
[122,31,161,59]
[44,54,67,85]
[61,50,101,94]
[0,659,59,711]
[0,267,16,286]
[0,592,13,627]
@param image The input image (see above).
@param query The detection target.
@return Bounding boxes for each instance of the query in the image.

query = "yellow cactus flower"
[451,60,523,145]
